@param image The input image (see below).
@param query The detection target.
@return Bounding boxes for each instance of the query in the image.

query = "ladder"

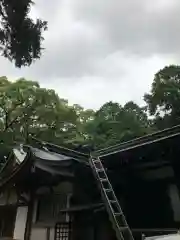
[89,156,134,240]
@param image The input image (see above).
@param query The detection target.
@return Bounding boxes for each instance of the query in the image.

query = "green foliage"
[0,0,47,67]
[144,65,180,129]
[0,77,154,157]
[0,78,79,149]
[1,64,180,165]
[83,101,151,148]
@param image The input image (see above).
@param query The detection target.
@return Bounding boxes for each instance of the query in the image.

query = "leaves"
[0,0,47,67]
[2,64,180,165]
[144,65,180,128]
[83,101,151,148]
[0,78,79,148]
[0,77,154,161]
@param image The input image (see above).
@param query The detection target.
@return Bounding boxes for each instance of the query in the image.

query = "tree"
[0,77,81,156]
[70,104,95,145]
[0,0,47,67]
[144,65,180,129]
[84,101,150,148]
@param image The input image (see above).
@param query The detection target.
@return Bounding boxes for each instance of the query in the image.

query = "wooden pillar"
[24,191,34,240]
[168,184,180,222]
[46,227,50,240]
[170,140,180,195]
[167,140,180,226]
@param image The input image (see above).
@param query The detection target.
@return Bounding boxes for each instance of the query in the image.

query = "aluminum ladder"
[89,156,134,240]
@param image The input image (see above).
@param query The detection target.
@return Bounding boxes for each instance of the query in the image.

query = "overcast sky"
[1,0,180,109]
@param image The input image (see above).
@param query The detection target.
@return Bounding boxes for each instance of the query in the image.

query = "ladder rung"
[114,212,123,216]
[100,178,108,182]
[90,157,134,240]
[110,200,117,204]
[93,159,101,163]
[119,226,129,232]
[104,188,112,192]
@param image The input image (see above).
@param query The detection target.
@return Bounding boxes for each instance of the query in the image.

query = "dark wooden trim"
[24,191,34,240]
[6,188,10,205]
[18,195,29,205]
[0,202,29,207]
[12,206,17,239]
[96,124,180,157]
[0,204,17,238]
[59,203,104,213]
[46,227,50,240]
[0,151,31,192]
[32,222,56,228]
[131,228,179,233]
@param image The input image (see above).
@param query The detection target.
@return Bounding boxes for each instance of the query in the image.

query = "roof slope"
[0,139,90,190]
[1,124,180,190]
[29,136,89,163]
[94,124,180,158]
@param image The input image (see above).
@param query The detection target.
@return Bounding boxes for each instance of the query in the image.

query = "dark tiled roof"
[1,124,180,189]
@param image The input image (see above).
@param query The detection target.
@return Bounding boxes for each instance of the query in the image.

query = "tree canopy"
[144,65,180,129]
[0,0,47,67]
[0,64,180,164]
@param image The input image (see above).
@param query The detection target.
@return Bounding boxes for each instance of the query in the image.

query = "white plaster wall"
[145,234,180,240]
[30,228,47,240]
[13,206,28,240]
[50,228,55,240]
[30,227,54,240]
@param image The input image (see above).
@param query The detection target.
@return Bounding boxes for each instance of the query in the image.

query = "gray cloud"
[25,0,180,80]
[72,0,180,56]
[0,0,179,109]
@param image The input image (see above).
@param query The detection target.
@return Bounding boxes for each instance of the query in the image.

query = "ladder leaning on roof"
[89,155,134,240]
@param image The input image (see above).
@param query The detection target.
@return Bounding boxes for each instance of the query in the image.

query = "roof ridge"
[95,124,180,157]
[30,136,89,155]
